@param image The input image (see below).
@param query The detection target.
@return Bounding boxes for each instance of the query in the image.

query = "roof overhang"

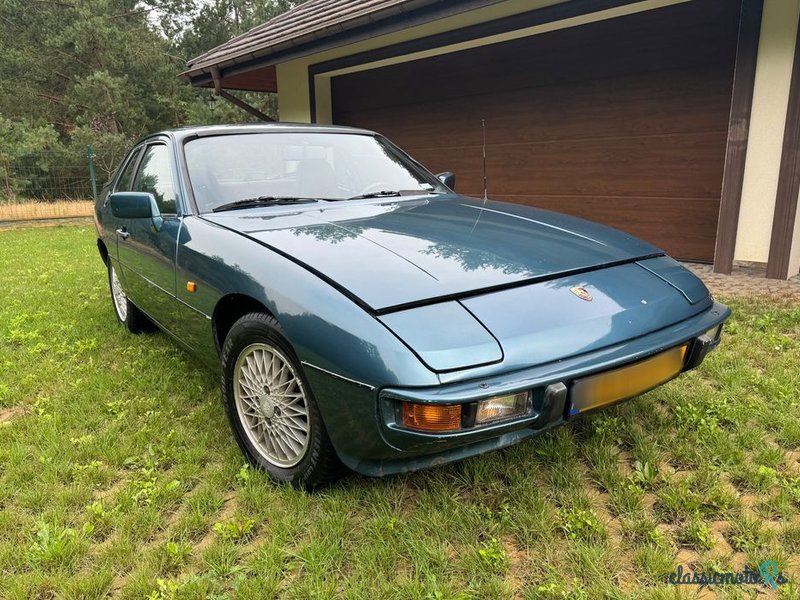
[181,0,513,92]
[188,64,278,93]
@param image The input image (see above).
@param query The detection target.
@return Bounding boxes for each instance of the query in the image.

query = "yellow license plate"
[571,345,688,414]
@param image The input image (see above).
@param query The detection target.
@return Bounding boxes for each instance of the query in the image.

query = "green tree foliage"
[0,117,65,198]
[0,0,299,199]
[179,0,296,60]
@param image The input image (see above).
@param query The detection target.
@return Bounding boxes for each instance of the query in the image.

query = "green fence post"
[86,145,98,201]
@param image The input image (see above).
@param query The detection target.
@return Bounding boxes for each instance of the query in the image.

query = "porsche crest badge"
[569,286,593,302]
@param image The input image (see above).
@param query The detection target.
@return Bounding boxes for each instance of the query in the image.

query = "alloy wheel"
[110,265,128,322]
[233,343,311,468]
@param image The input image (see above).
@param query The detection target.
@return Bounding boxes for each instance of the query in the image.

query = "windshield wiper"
[346,190,441,200]
[212,196,319,212]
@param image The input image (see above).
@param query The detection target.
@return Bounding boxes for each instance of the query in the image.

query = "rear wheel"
[107,262,156,334]
[221,313,343,489]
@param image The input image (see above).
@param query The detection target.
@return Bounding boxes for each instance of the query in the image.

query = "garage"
[329,0,740,262]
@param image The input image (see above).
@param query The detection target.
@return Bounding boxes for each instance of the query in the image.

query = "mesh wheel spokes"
[233,343,311,468]
[110,266,128,321]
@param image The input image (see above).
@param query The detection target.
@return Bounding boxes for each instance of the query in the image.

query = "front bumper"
[328,300,729,476]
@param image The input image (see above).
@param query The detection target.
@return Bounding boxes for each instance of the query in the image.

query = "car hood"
[203,195,662,311]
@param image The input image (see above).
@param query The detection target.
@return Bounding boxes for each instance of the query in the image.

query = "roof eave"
[183,0,509,88]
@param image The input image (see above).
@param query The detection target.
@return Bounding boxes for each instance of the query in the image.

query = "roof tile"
[186,0,417,73]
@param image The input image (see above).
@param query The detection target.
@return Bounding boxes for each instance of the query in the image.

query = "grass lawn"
[1,225,800,599]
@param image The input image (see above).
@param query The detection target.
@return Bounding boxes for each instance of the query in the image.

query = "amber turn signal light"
[402,402,461,432]
[186,281,197,293]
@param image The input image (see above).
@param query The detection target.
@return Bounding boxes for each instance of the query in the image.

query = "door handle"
[116,228,130,240]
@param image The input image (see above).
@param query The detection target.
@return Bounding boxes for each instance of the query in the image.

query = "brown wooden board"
[714,0,763,274]
[331,0,740,261]
[767,8,800,279]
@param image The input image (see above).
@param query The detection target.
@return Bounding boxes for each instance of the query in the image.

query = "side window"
[114,148,142,192]
[133,144,178,215]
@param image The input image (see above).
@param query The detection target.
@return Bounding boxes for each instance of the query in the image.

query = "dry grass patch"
[0,199,93,220]
[0,405,30,425]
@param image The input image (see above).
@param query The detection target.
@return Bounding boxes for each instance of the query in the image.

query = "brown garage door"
[331,0,740,262]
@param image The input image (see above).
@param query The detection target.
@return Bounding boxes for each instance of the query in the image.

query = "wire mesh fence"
[0,149,102,203]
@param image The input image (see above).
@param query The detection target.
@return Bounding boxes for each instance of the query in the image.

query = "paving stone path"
[683,262,800,301]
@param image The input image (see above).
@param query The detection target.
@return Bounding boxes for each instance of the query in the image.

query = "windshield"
[183,132,445,213]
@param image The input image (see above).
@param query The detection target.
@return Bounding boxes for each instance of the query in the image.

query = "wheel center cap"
[259,395,276,419]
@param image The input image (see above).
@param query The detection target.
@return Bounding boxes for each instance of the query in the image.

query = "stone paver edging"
[683,263,800,301]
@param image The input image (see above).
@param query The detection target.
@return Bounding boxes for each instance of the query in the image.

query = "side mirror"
[436,172,455,190]
[110,192,163,230]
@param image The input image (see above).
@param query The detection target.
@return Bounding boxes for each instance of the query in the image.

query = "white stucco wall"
[789,187,800,277]
[276,61,312,123]
[735,0,800,265]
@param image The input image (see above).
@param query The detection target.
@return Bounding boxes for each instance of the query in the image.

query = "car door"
[116,141,182,330]
[105,145,143,271]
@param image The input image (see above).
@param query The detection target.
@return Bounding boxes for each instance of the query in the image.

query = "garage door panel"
[339,69,733,151]
[330,0,740,262]
[406,132,728,199]
[492,195,720,261]
[333,1,736,114]
[480,74,732,146]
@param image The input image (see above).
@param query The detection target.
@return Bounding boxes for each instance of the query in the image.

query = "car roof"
[146,122,378,145]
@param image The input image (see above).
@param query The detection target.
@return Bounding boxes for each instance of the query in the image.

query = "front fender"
[177,217,438,387]
[175,216,439,458]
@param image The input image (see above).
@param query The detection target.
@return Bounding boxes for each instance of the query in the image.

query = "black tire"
[221,312,343,489]
[106,261,157,334]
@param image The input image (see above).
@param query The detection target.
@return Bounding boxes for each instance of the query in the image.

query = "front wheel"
[107,261,156,334]
[221,313,343,489]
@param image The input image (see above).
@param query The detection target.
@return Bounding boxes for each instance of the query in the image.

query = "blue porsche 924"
[94,123,729,488]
